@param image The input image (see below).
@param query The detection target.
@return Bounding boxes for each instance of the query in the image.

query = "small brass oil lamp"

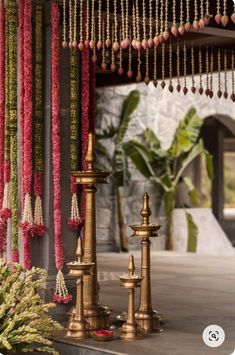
[119,255,143,340]
[130,192,162,333]
[66,239,94,339]
[72,133,111,330]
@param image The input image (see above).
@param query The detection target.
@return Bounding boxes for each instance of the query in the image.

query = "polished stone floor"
[53,251,235,355]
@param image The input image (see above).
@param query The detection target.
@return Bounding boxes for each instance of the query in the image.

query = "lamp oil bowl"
[119,255,144,340]
[91,330,114,342]
[130,192,163,333]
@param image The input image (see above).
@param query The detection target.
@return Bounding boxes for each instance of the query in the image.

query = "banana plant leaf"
[183,176,199,205]
[115,90,140,145]
[123,140,155,178]
[185,211,198,253]
[169,108,203,158]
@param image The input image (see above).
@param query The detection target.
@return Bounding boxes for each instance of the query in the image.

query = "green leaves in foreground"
[0,259,62,354]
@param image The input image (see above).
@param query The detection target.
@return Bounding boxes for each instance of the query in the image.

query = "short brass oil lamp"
[72,133,111,330]
[66,239,94,339]
[130,193,162,333]
[119,255,143,340]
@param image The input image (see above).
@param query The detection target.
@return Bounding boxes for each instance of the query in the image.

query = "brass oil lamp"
[72,133,111,330]
[119,255,143,340]
[66,238,94,339]
[130,192,162,333]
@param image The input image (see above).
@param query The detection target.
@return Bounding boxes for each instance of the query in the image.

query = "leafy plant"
[123,108,214,251]
[0,259,62,354]
[96,90,140,251]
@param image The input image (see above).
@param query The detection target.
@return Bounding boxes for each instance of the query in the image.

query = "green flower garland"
[8,0,18,260]
[70,49,78,173]
[32,0,46,237]
[67,49,82,231]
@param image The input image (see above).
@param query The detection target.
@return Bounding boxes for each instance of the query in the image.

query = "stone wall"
[96,75,235,251]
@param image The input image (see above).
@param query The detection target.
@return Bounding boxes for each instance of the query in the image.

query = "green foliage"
[97,90,140,187]
[186,211,198,253]
[124,108,214,250]
[0,259,62,354]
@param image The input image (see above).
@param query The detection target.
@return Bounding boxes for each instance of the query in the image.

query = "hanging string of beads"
[145,48,150,85]
[209,47,214,98]
[159,0,164,43]
[62,0,67,48]
[222,0,229,27]
[231,51,235,102]
[199,0,205,29]
[185,0,191,32]
[215,0,222,24]
[168,40,173,92]
[198,46,203,95]
[101,17,107,71]
[183,42,188,95]
[105,0,111,47]
[163,0,169,41]
[193,0,200,31]
[142,0,148,49]
[136,49,141,82]
[191,44,196,93]
[127,29,133,78]
[73,0,77,48]
[205,46,210,96]
[148,0,153,47]
[97,0,102,50]
[171,0,177,37]
[217,48,222,98]
[153,43,157,87]
[154,0,159,46]
[176,39,181,92]
[85,0,90,47]
[69,0,73,48]
[161,43,166,89]
[205,0,210,25]
[179,0,185,35]
[224,49,228,99]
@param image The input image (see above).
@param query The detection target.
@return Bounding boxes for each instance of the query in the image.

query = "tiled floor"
[53,251,235,355]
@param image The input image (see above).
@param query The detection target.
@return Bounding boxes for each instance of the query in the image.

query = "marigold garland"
[67,49,83,231]
[0,0,6,255]
[32,0,46,237]
[8,0,18,262]
[51,1,72,304]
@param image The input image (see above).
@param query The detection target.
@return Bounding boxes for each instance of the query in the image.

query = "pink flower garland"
[51,2,72,304]
[89,59,96,133]
[18,0,32,270]
[0,0,6,256]
[19,0,33,234]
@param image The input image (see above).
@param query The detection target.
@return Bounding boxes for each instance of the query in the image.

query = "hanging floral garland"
[51,1,72,304]
[0,0,6,255]
[19,0,33,236]
[31,0,46,237]
[67,48,83,231]
[1,2,11,224]
[8,0,18,262]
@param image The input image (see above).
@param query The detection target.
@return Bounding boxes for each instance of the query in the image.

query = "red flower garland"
[18,0,32,270]
[0,0,6,255]
[51,2,72,304]
[19,0,33,238]
[89,59,96,133]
